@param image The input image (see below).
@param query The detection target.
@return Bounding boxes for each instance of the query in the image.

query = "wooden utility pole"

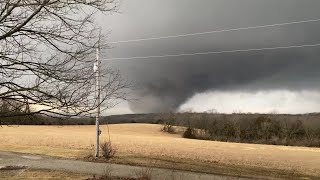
[94,46,101,157]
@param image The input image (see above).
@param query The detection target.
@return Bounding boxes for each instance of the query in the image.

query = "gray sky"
[99,0,320,114]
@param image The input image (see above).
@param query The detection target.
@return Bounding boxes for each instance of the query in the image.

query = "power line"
[1,73,36,76]
[109,18,320,44]
[102,43,320,61]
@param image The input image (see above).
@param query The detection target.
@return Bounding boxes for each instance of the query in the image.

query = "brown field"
[0,124,320,177]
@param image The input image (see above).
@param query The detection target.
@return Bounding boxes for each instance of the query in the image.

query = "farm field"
[0,124,319,178]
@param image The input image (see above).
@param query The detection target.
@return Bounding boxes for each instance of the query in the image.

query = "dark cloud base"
[104,0,320,113]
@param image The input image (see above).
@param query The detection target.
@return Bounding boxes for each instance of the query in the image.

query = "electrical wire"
[102,43,320,61]
[109,18,320,44]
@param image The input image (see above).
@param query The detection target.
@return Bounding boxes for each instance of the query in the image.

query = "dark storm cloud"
[101,0,320,113]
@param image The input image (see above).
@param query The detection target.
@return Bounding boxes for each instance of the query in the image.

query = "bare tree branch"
[0,0,128,119]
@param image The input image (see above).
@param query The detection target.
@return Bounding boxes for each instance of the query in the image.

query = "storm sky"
[99,0,320,114]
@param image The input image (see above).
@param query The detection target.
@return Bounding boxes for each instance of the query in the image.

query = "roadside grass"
[0,144,86,158]
[0,168,91,180]
[0,124,319,179]
[105,153,318,180]
[0,167,154,180]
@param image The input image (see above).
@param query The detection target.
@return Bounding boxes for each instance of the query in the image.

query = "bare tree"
[0,0,128,118]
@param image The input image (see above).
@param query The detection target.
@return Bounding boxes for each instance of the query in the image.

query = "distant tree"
[161,112,176,133]
[0,98,31,125]
[0,0,128,118]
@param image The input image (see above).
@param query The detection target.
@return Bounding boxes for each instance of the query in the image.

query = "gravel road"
[0,151,249,180]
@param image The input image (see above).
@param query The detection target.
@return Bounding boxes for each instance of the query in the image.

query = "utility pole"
[94,46,101,157]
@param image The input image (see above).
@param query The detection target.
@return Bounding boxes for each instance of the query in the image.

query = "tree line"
[161,112,320,147]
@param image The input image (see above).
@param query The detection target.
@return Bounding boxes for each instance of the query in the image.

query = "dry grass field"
[0,124,320,178]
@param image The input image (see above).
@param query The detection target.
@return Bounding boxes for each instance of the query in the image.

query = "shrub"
[100,141,116,160]
[161,123,176,133]
[161,112,177,134]
[183,127,196,139]
[89,166,113,180]
[134,167,153,180]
